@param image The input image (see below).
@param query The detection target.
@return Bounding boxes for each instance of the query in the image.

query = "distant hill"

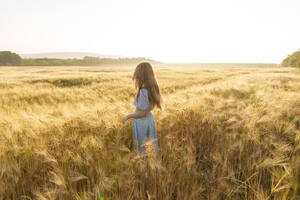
[0,51,160,66]
[20,52,122,59]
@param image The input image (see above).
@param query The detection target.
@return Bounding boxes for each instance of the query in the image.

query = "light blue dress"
[132,88,159,153]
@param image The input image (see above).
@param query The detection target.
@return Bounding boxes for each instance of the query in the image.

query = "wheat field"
[0,64,299,200]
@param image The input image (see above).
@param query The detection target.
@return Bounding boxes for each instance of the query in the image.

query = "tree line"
[0,51,160,66]
[2,50,299,67]
[281,49,300,68]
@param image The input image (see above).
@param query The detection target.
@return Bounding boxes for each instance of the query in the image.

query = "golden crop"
[0,64,299,199]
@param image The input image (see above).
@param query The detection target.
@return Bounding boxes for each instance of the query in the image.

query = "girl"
[122,62,162,155]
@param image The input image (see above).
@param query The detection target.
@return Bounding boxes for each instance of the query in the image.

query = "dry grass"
[0,64,299,200]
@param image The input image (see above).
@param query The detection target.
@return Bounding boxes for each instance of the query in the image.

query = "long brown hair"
[132,62,162,109]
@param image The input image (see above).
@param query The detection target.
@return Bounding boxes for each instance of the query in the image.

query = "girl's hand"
[122,115,129,124]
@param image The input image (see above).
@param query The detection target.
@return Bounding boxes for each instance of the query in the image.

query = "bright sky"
[1,0,299,63]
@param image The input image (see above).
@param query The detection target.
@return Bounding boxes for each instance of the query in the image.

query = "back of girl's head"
[132,62,162,109]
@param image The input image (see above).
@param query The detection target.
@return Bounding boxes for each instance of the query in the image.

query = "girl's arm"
[122,109,149,123]
[128,109,149,119]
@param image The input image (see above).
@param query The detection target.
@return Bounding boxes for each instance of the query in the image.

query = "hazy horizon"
[1,0,300,63]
